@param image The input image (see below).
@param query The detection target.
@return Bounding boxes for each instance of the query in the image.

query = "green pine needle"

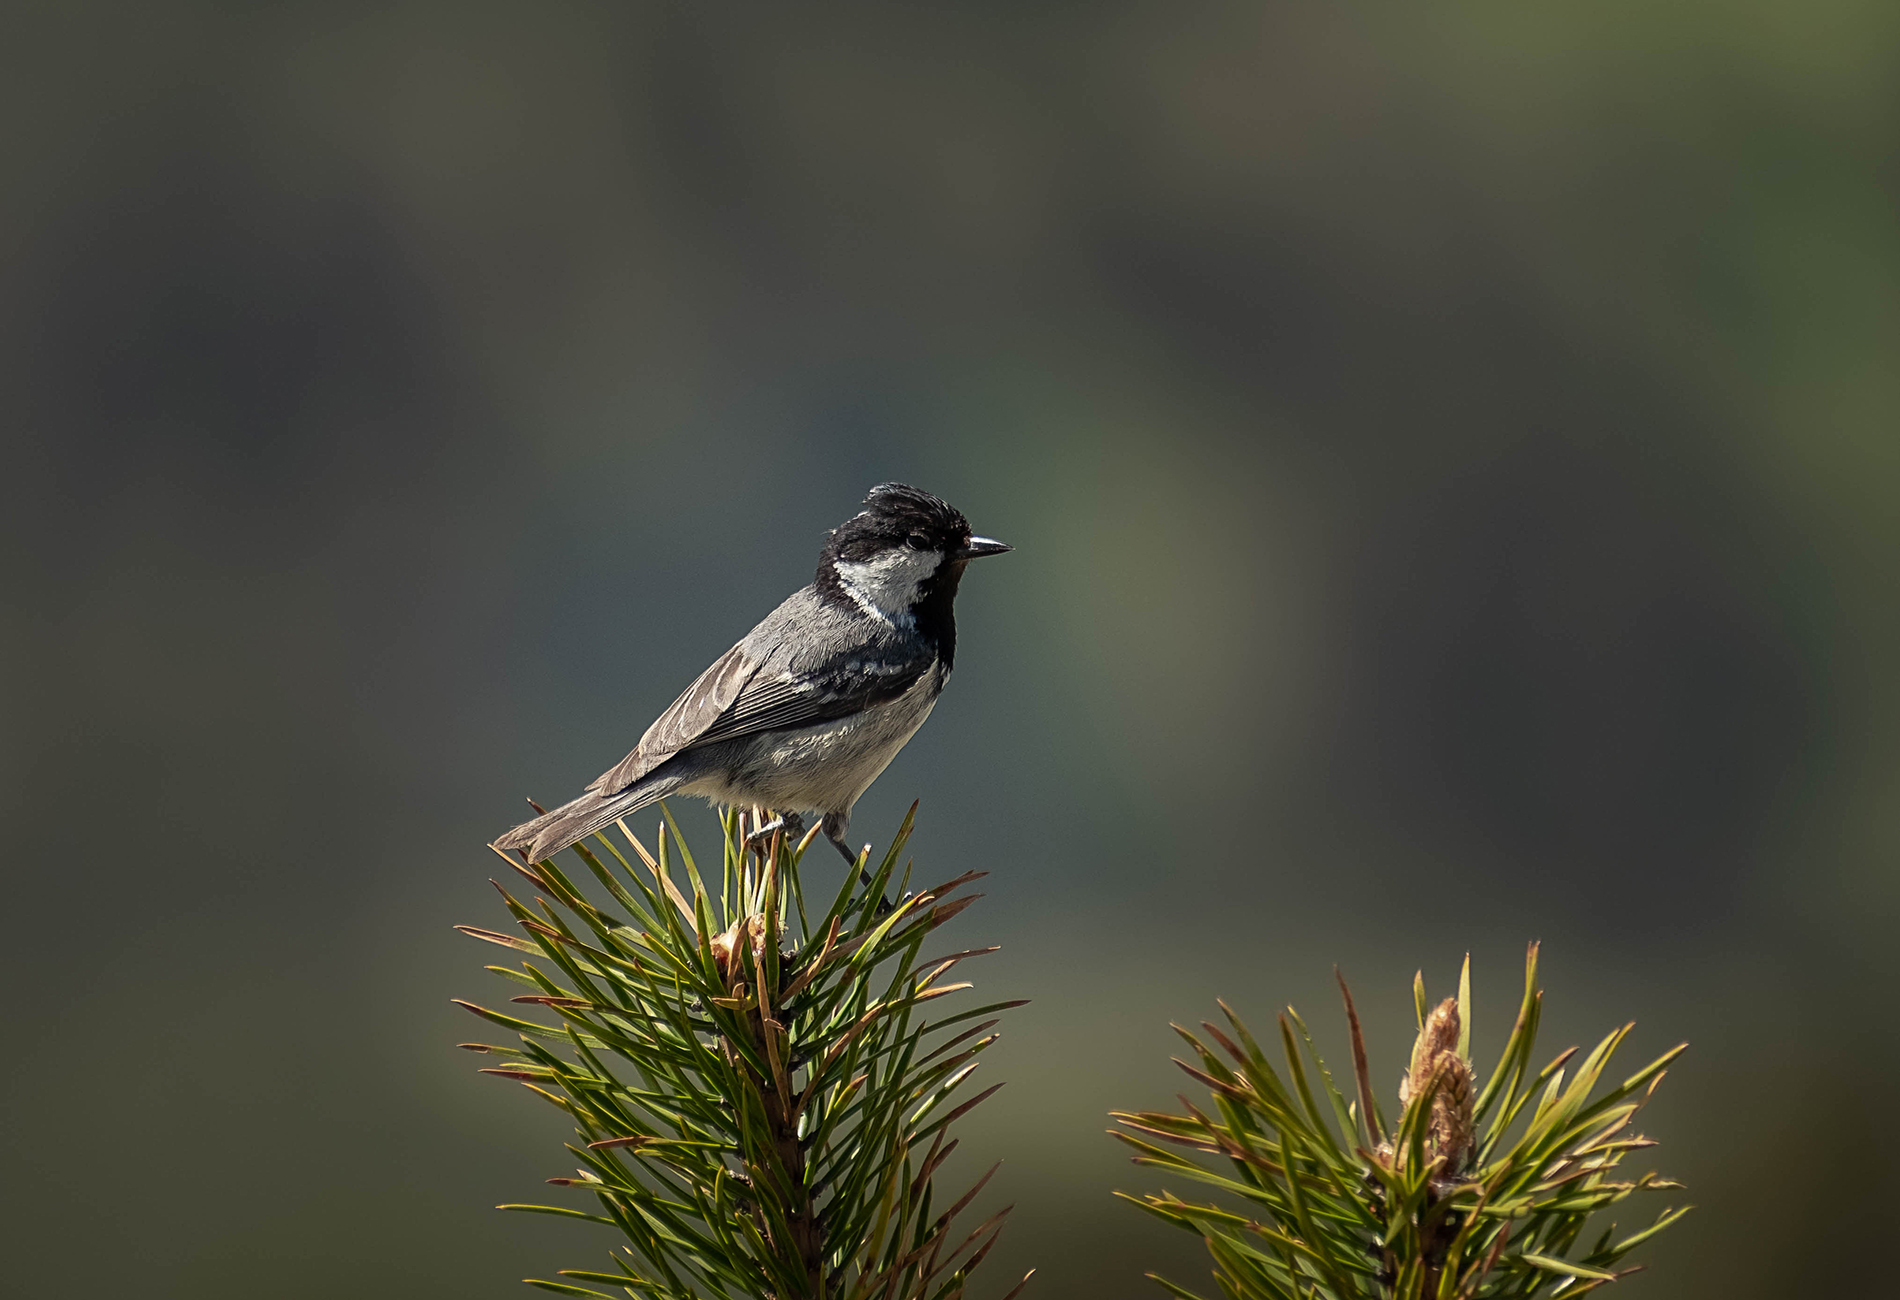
[1113,944,1688,1299]
[459,803,1029,1300]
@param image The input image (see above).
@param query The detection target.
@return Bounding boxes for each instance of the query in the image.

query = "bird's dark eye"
[905,533,930,551]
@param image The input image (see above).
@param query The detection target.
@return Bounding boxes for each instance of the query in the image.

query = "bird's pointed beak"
[959,536,1013,559]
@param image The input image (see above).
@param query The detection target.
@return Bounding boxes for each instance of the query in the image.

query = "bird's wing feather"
[686,651,933,748]
[587,641,760,795]
[587,590,936,798]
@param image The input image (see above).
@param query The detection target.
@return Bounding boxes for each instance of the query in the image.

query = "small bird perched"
[494,483,1011,867]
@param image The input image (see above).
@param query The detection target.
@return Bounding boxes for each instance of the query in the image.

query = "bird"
[493,483,1011,870]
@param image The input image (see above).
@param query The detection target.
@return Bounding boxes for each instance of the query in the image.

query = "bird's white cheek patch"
[834,550,941,625]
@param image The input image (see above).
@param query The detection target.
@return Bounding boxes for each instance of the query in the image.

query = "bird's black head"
[816,483,1010,665]
[826,483,970,561]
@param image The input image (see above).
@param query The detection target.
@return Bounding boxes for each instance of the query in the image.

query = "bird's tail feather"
[491,775,683,864]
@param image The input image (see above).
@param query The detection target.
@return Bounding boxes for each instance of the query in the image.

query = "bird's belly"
[679,672,942,814]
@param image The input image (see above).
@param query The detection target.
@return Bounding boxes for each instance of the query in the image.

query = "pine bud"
[1399,997,1474,1175]
[712,914,767,982]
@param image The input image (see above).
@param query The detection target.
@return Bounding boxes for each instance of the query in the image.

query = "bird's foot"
[851,860,908,919]
[745,811,805,855]
[869,890,913,920]
[820,815,900,917]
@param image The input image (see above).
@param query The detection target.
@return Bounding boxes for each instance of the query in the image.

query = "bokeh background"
[6,2,1898,1296]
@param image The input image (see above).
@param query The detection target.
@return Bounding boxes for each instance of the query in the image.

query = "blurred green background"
[5,2,1897,1295]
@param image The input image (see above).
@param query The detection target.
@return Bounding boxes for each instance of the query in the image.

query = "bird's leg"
[820,811,865,873]
[823,812,898,916]
[744,810,805,855]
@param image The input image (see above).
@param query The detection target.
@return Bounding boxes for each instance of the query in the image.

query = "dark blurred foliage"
[4,2,1896,1296]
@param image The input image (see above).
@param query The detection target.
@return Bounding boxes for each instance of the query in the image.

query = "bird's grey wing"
[586,588,934,799]
[587,641,761,796]
[684,647,935,748]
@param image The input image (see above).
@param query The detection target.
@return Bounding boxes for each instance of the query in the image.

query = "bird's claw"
[863,889,914,920]
[745,811,806,854]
